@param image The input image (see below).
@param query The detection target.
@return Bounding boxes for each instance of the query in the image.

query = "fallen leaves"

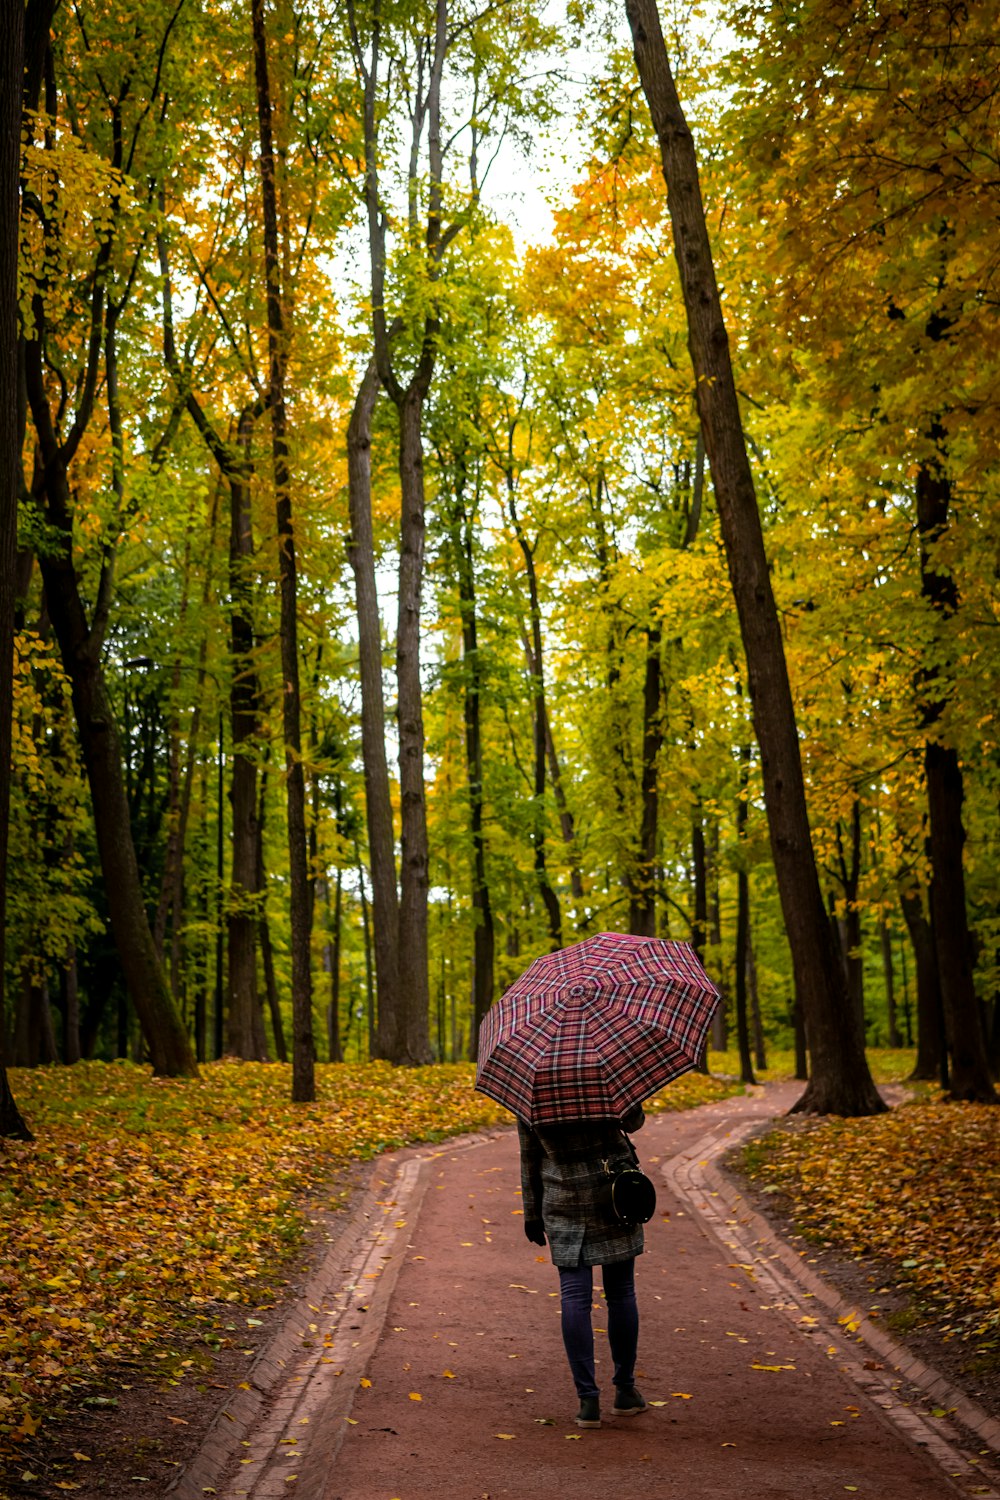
[645,1074,742,1113]
[0,1059,509,1461]
[741,1101,1000,1356]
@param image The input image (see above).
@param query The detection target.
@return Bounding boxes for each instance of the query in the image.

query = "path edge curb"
[166,1128,506,1500]
[675,1113,1000,1460]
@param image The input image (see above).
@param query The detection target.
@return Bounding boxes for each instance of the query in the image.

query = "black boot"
[575,1395,601,1428]
[612,1385,647,1416]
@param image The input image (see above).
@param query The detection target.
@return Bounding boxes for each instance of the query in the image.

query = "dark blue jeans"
[557,1259,638,1400]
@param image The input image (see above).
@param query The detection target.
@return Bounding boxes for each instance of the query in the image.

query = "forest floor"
[729,1097,1000,1425]
[2,1054,998,1498]
[0,1059,735,1497]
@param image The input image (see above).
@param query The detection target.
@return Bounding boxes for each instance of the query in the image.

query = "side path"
[173,1085,1000,1500]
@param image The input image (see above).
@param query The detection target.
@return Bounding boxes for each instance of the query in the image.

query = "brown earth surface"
[11,1088,999,1499]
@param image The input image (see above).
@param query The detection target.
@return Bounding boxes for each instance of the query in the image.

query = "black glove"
[524,1218,546,1246]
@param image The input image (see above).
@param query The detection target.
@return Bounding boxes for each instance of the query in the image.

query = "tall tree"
[916,434,995,1100]
[225,407,268,1061]
[19,0,197,1078]
[1,0,32,1137]
[626,0,884,1113]
[345,361,401,1058]
[435,437,496,1052]
[353,0,450,1062]
[719,0,999,1101]
[251,0,315,1099]
[347,0,553,1058]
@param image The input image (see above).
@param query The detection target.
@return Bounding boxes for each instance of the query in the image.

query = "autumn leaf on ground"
[0,1061,510,1463]
[740,1103,1000,1360]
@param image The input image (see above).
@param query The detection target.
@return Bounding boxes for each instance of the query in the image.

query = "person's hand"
[524,1218,546,1246]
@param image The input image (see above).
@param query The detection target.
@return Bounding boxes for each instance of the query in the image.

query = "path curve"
[170,1084,1000,1500]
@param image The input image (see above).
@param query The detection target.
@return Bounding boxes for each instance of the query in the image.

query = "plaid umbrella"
[475,932,721,1126]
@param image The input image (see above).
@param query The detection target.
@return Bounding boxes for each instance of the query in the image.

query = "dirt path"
[174,1085,1000,1500]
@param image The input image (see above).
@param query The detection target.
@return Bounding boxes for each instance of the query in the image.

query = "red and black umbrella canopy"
[475,932,721,1127]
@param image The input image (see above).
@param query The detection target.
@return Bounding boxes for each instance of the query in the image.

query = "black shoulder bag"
[599,1132,656,1226]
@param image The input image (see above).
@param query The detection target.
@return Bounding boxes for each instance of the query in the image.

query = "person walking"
[517,1101,649,1428]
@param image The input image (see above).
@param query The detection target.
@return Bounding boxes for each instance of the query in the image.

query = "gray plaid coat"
[517,1106,646,1268]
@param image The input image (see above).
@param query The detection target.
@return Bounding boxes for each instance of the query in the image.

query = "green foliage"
[10,0,996,1078]
[7,635,100,985]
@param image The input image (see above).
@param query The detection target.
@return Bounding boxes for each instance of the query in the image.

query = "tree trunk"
[256,762,287,1063]
[914,384,994,1100]
[213,713,225,1059]
[791,991,808,1078]
[900,883,946,1084]
[226,409,266,1060]
[0,0,31,1134]
[734,746,756,1085]
[747,930,766,1072]
[510,501,561,949]
[395,391,433,1062]
[880,916,901,1049]
[691,814,707,958]
[447,484,495,1057]
[154,475,221,989]
[707,818,728,1049]
[834,800,865,1038]
[630,624,663,937]
[346,361,401,1059]
[45,571,198,1074]
[20,43,195,1080]
[327,860,343,1064]
[627,0,883,1115]
[359,0,451,1061]
[251,0,314,1099]
[355,836,377,1061]
[924,736,993,1099]
[153,536,190,962]
[734,879,755,1086]
[61,945,81,1063]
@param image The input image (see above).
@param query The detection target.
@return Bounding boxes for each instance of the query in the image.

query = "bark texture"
[915,444,995,1100]
[630,625,663,937]
[226,409,267,1060]
[252,0,315,1098]
[346,361,401,1059]
[395,392,433,1059]
[900,884,946,1084]
[627,0,884,1114]
[443,464,495,1056]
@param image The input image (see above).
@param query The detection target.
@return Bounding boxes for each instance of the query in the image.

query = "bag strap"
[619,1129,641,1168]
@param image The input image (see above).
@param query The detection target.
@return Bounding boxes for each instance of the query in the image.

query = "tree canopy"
[4,0,997,1110]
